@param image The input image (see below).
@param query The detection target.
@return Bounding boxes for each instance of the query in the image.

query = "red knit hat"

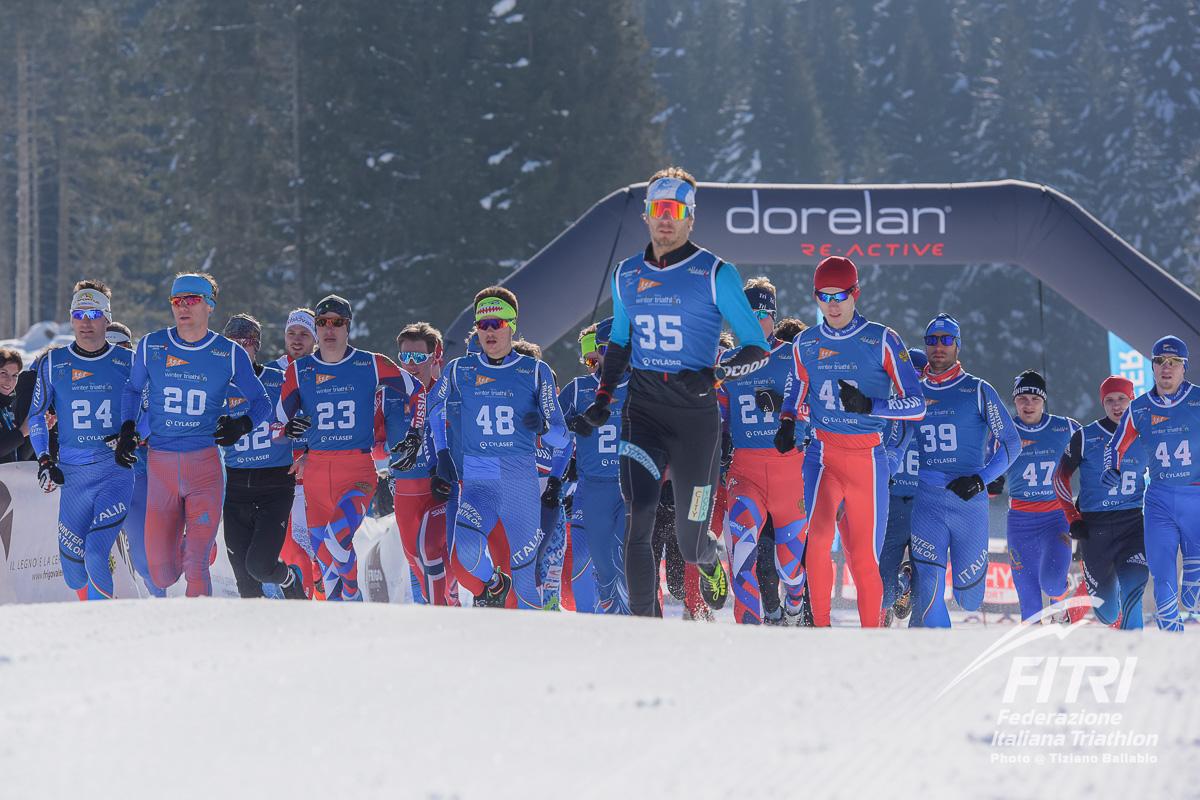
[813,256,860,298]
[1099,375,1135,403]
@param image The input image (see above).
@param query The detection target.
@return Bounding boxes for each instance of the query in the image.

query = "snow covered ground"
[1,601,1195,799]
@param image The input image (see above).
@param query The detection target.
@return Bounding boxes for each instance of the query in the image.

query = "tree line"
[0,0,1195,417]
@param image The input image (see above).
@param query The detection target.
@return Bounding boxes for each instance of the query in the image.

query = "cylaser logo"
[724,189,951,260]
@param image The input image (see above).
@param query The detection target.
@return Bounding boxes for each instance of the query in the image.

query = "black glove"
[567,414,594,437]
[578,395,611,431]
[838,379,873,414]
[522,410,549,434]
[562,492,574,517]
[1069,519,1090,540]
[284,415,312,439]
[773,418,796,454]
[37,454,64,492]
[946,474,985,502]
[755,388,785,414]
[114,420,139,468]
[430,474,453,501]
[720,429,734,471]
[676,367,717,397]
[541,476,562,508]
[565,455,578,483]
[213,414,254,447]
[986,475,1006,497]
[434,448,457,483]
[389,428,423,472]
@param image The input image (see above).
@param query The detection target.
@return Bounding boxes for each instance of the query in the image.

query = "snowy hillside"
[0,600,1195,799]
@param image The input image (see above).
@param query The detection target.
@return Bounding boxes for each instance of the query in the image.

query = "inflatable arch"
[445,179,1200,358]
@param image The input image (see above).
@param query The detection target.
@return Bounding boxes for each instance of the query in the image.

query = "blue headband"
[171,274,216,308]
[595,316,614,346]
[647,177,696,208]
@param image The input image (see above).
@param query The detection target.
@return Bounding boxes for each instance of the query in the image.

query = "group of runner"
[23,166,1200,631]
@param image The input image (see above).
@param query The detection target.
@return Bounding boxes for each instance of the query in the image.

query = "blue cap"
[908,348,929,372]
[594,316,614,346]
[170,274,216,308]
[744,285,776,313]
[925,313,961,344]
[465,332,482,354]
[1152,335,1188,361]
[646,177,696,208]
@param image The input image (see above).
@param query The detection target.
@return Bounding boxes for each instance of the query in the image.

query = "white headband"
[71,289,112,320]
[285,310,316,338]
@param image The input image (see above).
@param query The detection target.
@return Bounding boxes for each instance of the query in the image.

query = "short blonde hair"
[647,166,697,190]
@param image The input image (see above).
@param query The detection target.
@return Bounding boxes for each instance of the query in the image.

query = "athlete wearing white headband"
[71,288,113,322]
[285,309,317,340]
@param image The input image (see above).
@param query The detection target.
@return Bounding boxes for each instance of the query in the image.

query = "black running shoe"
[763,606,786,626]
[893,562,913,620]
[784,588,814,627]
[281,564,308,600]
[474,569,512,608]
[697,561,729,611]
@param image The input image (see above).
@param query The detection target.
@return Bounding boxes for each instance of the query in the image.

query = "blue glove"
[435,448,457,483]
[522,411,549,434]
[1100,468,1121,489]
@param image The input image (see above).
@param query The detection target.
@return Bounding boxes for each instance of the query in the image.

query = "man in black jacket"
[0,347,35,463]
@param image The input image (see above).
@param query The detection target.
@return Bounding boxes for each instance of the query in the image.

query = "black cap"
[314,294,353,320]
[223,314,261,341]
[1012,370,1047,399]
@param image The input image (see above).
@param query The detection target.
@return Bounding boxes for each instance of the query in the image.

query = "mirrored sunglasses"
[645,199,692,220]
[315,317,349,328]
[814,288,854,303]
[397,351,432,365]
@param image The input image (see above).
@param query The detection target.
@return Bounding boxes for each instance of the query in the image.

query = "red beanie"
[813,256,860,297]
[1099,375,1135,403]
